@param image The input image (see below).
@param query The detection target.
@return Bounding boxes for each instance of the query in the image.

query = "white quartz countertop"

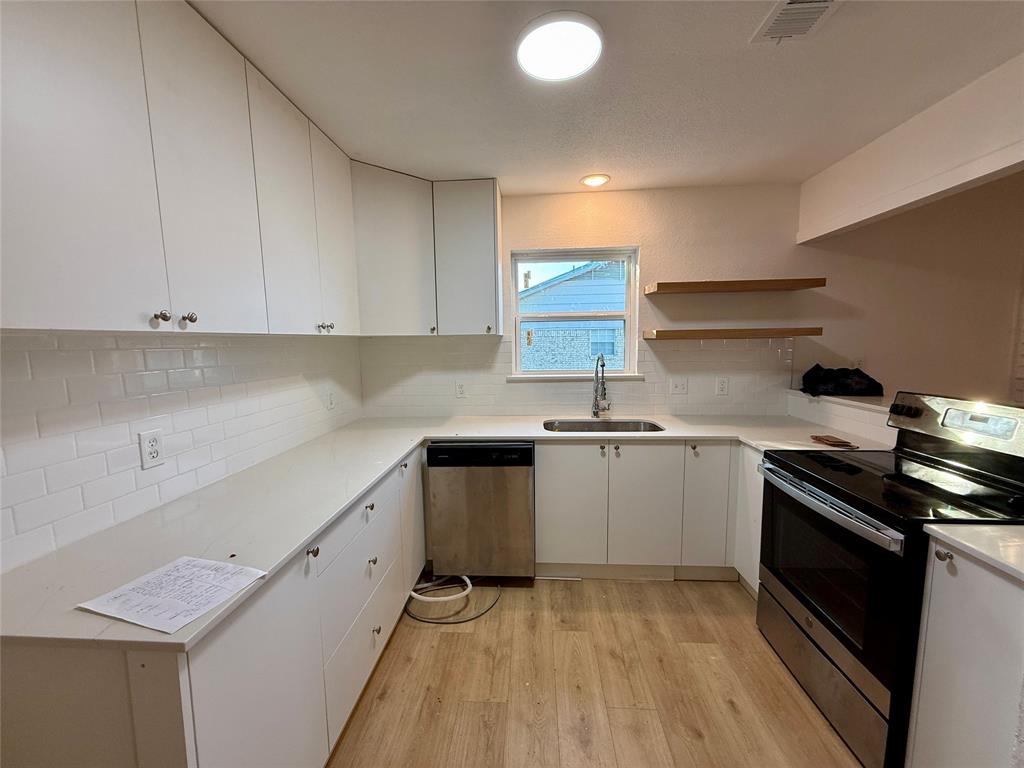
[925,524,1024,585]
[0,415,886,651]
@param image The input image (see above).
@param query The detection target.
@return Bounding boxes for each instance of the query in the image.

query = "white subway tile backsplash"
[1,350,31,381]
[177,446,212,473]
[1,410,38,445]
[13,487,83,532]
[44,455,107,493]
[1,378,67,412]
[82,470,135,508]
[196,459,226,487]
[1,470,47,507]
[67,374,124,404]
[4,435,76,474]
[28,350,94,378]
[124,371,168,396]
[100,398,150,426]
[36,403,101,437]
[184,349,218,368]
[172,408,208,432]
[106,444,142,474]
[144,348,184,370]
[93,349,145,374]
[76,423,131,457]
[2,508,15,539]
[192,423,225,447]
[1,525,56,570]
[112,486,161,523]
[54,503,114,548]
[168,368,203,390]
[159,471,197,503]
[149,391,189,415]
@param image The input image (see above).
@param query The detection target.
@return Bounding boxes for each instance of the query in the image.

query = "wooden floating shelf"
[643,327,823,340]
[644,277,827,295]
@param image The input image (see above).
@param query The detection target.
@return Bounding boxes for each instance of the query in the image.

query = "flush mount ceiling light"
[580,173,611,187]
[517,11,603,81]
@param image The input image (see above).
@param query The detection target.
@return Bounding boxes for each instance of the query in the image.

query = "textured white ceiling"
[193,1,1024,194]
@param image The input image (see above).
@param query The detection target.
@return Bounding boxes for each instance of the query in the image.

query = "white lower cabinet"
[608,442,685,565]
[188,552,329,768]
[907,539,1024,768]
[536,442,610,563]
[399,450,426,592]
[731,443,765,590]
[681,441,732,566]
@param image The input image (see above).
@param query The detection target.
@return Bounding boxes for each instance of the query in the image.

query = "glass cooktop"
[765,449,1024,528]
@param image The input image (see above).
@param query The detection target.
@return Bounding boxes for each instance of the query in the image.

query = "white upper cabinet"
[137,1,267,334]
[681,441,732,566]
[351,161,437,336]
[608,442,685,565]
[433,179,502,336]
[310,124,360,335]
[1,1,168,331]
[246,63,322,335]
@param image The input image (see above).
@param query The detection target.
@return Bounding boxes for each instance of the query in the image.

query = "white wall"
[0,332,362,571]
[798,53,1024,243]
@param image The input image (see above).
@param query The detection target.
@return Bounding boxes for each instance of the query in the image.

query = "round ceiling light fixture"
[580,173,611,187]
[516,11,603,82]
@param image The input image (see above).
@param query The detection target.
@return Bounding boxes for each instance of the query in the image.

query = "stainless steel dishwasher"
[425,442,535,578]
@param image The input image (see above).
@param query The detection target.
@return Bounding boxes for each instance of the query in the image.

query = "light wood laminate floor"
[328,579,860,768]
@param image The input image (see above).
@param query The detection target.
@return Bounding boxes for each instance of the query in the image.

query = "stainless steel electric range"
[756,391,1024,768]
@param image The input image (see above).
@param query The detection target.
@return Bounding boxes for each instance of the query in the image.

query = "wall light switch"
[715,376,730,396]
[454,381,466,399]
[671,377,688,395]
[138,429,164,470]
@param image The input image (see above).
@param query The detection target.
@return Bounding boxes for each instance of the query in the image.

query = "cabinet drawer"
[323,559,406,747]
[314,471,398,576]
[318,490,402,660]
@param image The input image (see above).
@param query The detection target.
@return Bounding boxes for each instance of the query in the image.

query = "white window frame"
[511,247,638,375]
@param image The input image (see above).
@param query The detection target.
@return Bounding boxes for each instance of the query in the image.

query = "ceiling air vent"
[750,0,839,43]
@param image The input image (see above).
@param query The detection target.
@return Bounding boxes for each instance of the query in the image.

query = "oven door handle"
[759,463,905,555]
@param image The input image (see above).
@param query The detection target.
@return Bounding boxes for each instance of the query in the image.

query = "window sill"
[505,373,646,383]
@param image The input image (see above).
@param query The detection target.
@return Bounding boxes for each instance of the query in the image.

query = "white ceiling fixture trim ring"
[516,10,603,82]
[580,173,611,187]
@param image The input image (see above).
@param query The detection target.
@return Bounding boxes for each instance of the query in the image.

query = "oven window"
[769,491,870,649]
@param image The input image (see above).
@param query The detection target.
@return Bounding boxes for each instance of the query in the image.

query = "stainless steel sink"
[542,419,666,433]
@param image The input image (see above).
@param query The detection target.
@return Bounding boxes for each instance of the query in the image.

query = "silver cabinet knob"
[401,462,408,470]
[430,326,437,334]
[183,312,198,324]
[935,549,955,562]
[371,625,382,635]
[368,556,378,566]
[613,444,620,454]
[690,444,699,455]
[365,502,375,511]
[316,322,328,332]
[600,445,606,455]
[153,310,172,322]
[327,322,335,331]
[486,325,492,333]
[306,545,320,558]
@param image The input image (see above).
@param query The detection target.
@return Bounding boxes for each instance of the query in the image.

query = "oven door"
[758,461,906,708]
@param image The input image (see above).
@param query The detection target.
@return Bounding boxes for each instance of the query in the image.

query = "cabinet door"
[681,441,732,566]
[1,1,167,331]
[433,179,501,335]
[608,443,685,565]
[138,1,267,334]
[188,553,328,768]
[310,124,360,335]
[908,541,1024,768]
[247,63,322,335]
[731,444,764,591]
[536,443,609,563]
[399,450,426,592]
[352,161,437,335]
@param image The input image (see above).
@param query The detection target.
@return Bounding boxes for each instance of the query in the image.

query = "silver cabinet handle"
[183,312,198,324]
[306,545,320,558]
[935,549,955,562]
[153,310,172,322]
[368,556,378,566]
[365,502,375,511]
[371,625,382,635]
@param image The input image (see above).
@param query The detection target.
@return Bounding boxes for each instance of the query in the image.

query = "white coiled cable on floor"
[404,575,501,624]
[406,574,472,602]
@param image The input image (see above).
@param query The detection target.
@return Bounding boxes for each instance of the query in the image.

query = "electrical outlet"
[138,429,164,470]
[454,381,466,399]
[326,390,336,410]
[715,376,730,396]
[671,376,688,395]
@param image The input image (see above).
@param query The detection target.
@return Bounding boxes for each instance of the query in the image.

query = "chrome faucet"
[592,354,610,418]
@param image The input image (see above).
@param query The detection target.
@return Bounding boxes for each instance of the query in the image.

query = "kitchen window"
[512,247,637,375]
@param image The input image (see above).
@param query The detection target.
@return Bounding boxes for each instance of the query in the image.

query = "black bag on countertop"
[800,364,884,397]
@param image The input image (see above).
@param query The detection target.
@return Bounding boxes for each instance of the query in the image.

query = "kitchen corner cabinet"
[352,161,437,336]
[731,443,765,591]
[433,179,503,336]
[608,443,685,565]
[138,1,268,334]
[1,0,168,332]
[188,553,328,768]
[310,124,361,335]
[681,441,732,566]
[246,63,323,335]
[906,539,1024,768]
[399,449,426,591]
[536,442,610,563]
